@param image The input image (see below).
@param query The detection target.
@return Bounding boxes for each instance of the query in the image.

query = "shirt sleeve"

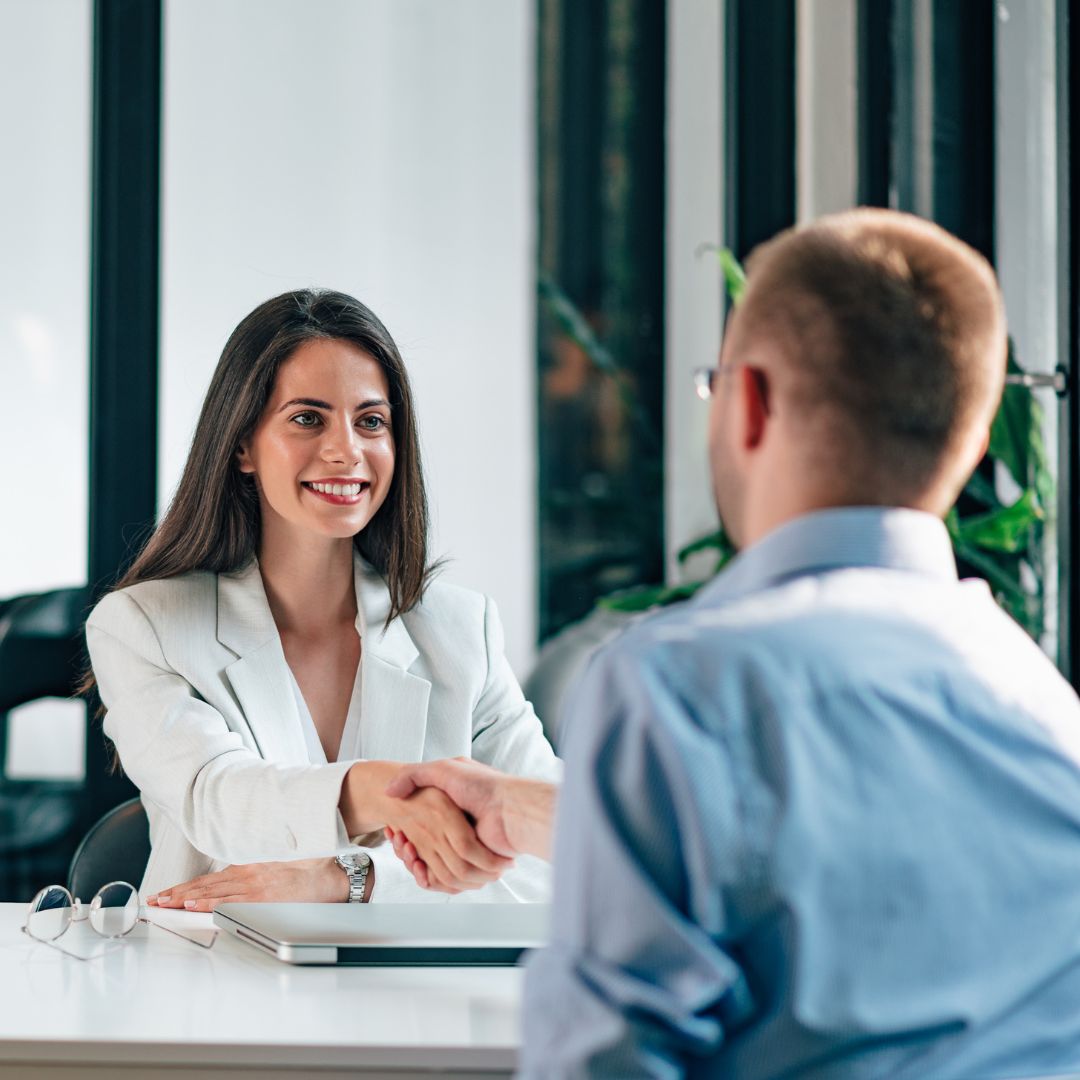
[520,642,757,1077]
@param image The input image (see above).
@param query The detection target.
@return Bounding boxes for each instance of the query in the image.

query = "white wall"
[0,0,90,781]
[160,0,537,672]
[664,0,724,581]
[796,0,857,221]
[0,0,90,597]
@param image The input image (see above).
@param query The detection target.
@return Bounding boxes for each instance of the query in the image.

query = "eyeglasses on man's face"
[23,881,216,960]
[693,364,739,400]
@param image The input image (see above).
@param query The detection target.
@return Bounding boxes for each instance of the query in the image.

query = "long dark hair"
[107,287,433,618]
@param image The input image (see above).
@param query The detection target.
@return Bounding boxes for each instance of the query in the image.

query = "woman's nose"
[321,419,362,464]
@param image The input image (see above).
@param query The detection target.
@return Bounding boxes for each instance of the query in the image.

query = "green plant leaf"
[717,248,747,304]
[598,581,705,612]
[961,469,1002,510]
[950,538,1028,605]
[676,528,733,564]
[989,340,1050,505]
[695,244,747,304]
[953,489,1043,554]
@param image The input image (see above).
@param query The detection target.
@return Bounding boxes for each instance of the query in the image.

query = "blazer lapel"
[216,561,308,764]
[354,556,431,763]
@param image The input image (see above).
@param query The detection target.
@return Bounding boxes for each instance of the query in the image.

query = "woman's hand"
[381,786,514,894]
[146,857,351,912]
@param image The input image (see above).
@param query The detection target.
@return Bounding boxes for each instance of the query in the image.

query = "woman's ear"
[236,442,255,474]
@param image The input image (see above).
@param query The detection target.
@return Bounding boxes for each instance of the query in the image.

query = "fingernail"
[146,895,157,904]
[184,900,197,909]
[156,895,171,904]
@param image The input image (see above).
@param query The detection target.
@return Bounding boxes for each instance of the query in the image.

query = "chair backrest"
[68,797,150,900]
[0,586,92,713]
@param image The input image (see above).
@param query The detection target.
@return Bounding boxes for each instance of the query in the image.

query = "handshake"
[378,760,558,894]
[147,760,560,911]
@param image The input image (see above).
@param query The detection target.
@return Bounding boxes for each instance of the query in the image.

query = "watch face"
[339,852,371,871]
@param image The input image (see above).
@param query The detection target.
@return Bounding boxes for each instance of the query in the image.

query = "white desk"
[0,902,522,1078]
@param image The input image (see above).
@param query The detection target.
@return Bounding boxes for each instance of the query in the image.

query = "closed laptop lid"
[213,902,550,966]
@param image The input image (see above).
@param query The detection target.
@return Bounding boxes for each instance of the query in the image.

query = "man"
[388,210,1080,1077]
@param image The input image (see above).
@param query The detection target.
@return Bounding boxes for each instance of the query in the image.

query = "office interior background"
[0,0,1075,902]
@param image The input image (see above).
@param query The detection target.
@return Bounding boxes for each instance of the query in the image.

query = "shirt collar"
[696,507,958,608]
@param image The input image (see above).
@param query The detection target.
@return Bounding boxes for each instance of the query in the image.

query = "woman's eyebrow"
[278,397,331,412]
[277,397,389,412]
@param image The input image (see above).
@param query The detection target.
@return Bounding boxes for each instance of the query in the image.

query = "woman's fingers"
[178,894,245,913]
[385,788,512,892]
[413,863,431,889]
[149,872,232,907]
[390,830,413,865]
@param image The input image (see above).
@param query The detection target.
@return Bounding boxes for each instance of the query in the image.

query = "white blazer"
[85,554,561,902]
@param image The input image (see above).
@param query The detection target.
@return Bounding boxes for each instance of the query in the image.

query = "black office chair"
[0,586,93,900]
[68,797,150,900]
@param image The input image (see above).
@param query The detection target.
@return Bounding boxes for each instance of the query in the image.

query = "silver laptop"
[213,902,550,966]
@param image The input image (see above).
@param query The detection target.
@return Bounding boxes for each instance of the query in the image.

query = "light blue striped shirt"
[522,508,1080,1079]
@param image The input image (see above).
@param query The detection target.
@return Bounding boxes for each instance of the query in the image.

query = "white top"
[286,663,364,766]
[0,903,520,1075]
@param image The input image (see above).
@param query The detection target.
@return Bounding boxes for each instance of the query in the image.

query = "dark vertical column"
[86,0,161,817]
[88,0,162,594]
[724,0,796,261]
[857,0,893,207]
[552,0,606,304]
[535,0,666,640]
[930,0,996,262]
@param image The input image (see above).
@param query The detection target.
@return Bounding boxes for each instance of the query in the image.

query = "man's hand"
[380,784,513,894]
[385,758,516,855]
[146,856,353,912]
[384,759,557,890]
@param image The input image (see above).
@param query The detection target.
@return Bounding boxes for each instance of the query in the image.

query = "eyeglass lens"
[89,881,139,939]
[25,885,75,942]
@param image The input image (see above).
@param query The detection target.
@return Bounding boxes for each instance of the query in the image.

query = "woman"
[85,289,560,908]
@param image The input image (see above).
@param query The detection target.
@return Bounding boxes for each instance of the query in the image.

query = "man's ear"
[738,365,771,450]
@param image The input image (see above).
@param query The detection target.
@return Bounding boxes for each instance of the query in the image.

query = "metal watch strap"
[335,854,370,903]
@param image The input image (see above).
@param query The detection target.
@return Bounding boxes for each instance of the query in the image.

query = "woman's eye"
[358,414,388,431]
[290,411,321,428]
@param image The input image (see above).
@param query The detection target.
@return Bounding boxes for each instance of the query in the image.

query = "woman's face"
[238,338,396,543]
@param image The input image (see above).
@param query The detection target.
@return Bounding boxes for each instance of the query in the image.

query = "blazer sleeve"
[472,595,564,784]
[86,591,354,865]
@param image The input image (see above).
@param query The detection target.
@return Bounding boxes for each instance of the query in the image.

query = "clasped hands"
[148,758,532,911]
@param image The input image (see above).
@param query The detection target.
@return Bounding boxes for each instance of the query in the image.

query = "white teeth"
[308,482,363,496]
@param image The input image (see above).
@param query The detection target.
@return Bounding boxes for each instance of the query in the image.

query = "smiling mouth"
[302,480,370,505]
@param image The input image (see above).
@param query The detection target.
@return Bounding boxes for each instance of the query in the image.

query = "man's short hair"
[736,209,1007,495]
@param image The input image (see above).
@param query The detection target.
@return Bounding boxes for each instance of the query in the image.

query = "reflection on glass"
[537,0,666,640]
[25,884,74,942]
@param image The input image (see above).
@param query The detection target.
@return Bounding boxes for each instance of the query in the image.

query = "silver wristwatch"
[335,852,372,903]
